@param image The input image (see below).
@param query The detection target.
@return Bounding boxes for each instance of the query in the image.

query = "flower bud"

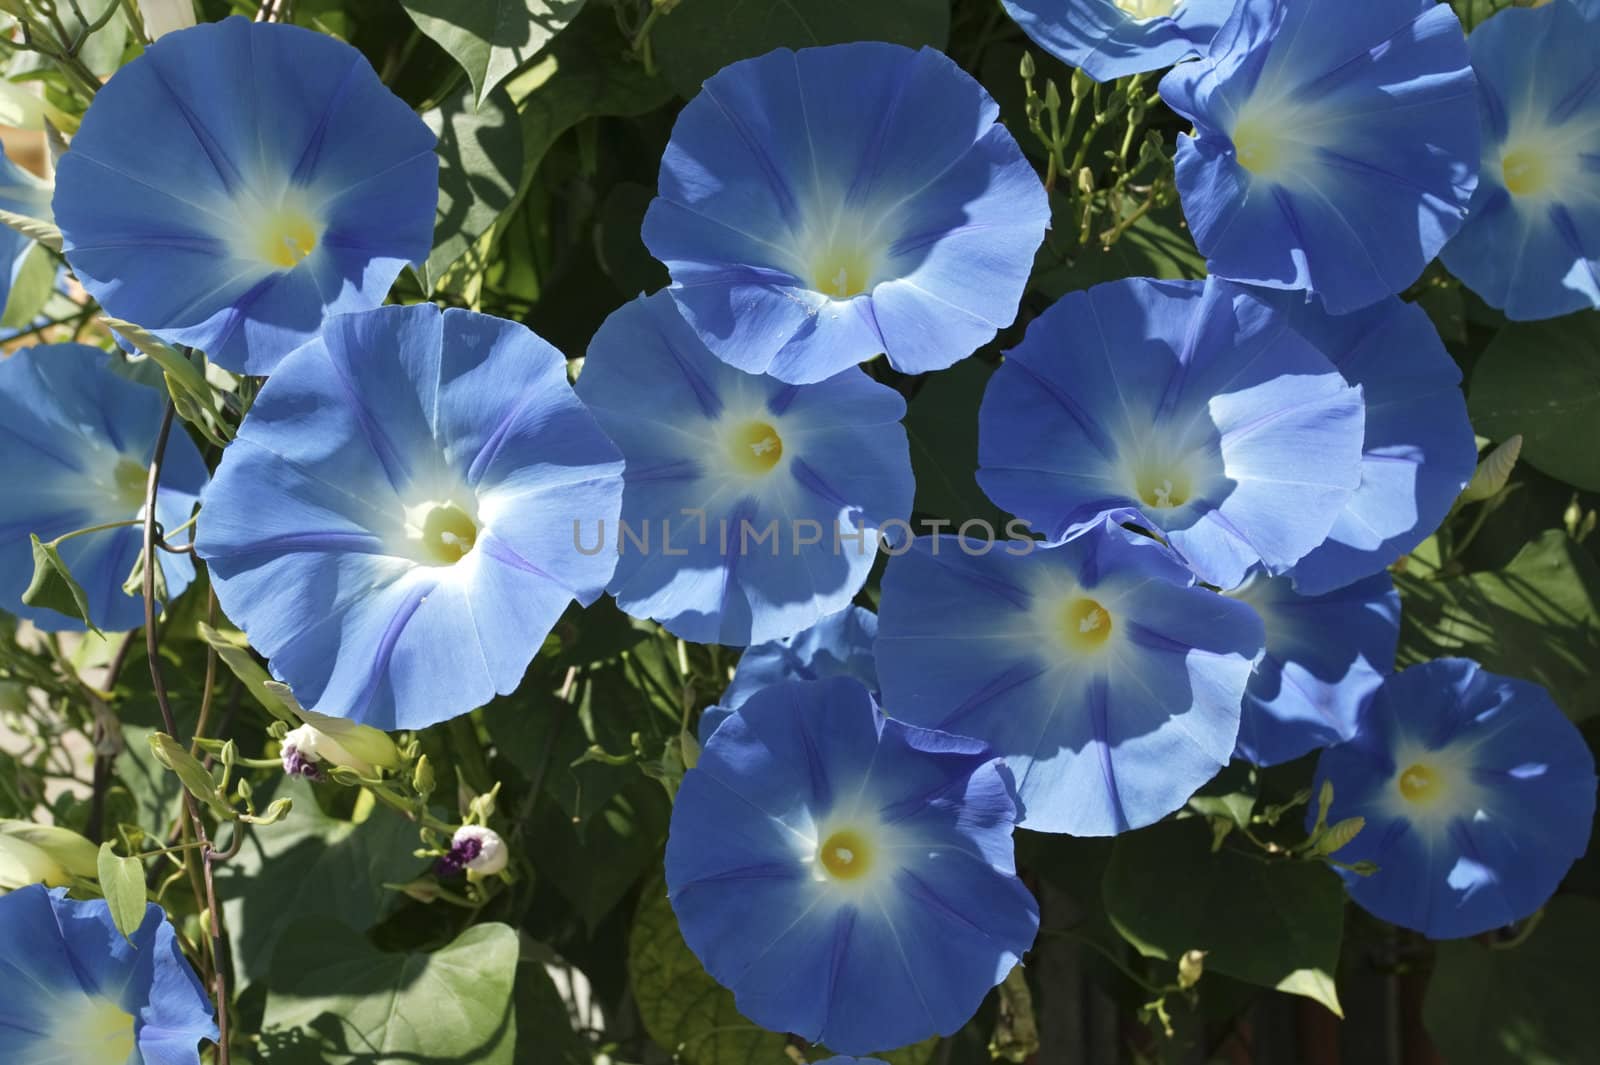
[413,755,435,798]
[437,825,508,878]
[280,712,400,780]
[0,835,69,890]
[0,820,98,890]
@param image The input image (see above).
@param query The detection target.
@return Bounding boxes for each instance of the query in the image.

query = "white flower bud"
[451,825,508,876]
[281,723,373,778]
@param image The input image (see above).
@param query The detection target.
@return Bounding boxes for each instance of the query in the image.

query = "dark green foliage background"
[2,0,1596,1062]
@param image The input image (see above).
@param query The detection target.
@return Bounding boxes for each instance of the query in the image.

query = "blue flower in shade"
[977,278,1366,591]
[1439,1,1600,320]
[0,344,206,632]
[875,521,1264,835]
[195,304,624,730]
[1271,294,1477,595]
[1315,659,1598,939]
[666,676,1039,1054]
[53,17,438,375]
[576,293,913,647]
[698,604,878,742]
[1001,0,1235,82]
[0,885,216,1064]
[0,146,51,312]
[642,42,1049,385]
[1228,569,1398,768]
[819,1059,888,1065]
[1158,0,1479,314]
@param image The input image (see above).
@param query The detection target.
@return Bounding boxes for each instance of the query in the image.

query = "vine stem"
[141,401,231,1065]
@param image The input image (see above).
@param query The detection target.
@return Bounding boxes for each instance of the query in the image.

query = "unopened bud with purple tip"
[436,825,508,878]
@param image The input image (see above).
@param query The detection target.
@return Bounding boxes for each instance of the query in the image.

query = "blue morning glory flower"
[1274,295,1477,596]
[875,521,1263,835]
[1315,659,1597,939]
[0,884,217,1064]
[195,304,624,730]
[577,293,913,647]
[642,42,1049,384]
[0,146,51,312]
[1159,0,1480,314]
[1228,569,1398,768]
[0,344,206,632]
[977,278,1366,591]
[1001,0,1235,82]
[666,676,1039,1054]
[698,604,879,742]
[1439,1,1600,320]
[53,16,438,375]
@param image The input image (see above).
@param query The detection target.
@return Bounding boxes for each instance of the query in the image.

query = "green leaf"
[262,917,519,1063]
[95,841,146,940]
[530,773,668,929]
[1424,897,1600,1065]
[420,83,524,291]
[22,534,100,635]
[101,316,232,447]
[114,724,183,834]
[629,876,789,1065]
[904,359,1007,526]
[196,623,298,724]
[401,0,585,108]
[506,8,671,180]
[147,732,235,821]
[218,777,421,985]
[651,0,950,98]
[1103,818,1345,1015]
[1,243,57,328]
[1468,311,1600,492]
[1398,530,1600,721]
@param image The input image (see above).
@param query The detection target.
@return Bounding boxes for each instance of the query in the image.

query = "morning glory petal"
[1159,0,1479,313]
[53,16,438,374]
[577,292,913,647]
[0,344,206,632]
[644,42,1048,383]
[1439,0,1600,320]
[1001,0,1236,82]
[1228,569,1398,767]
[1314,659,1598,939]
[196,303,624,730]
[700,604,879,742]
[0,885,215,1065]
[1275,295,1477,595]
[666,676,1038,1055]
[977,277,1366,590]
[875,521,1263,835]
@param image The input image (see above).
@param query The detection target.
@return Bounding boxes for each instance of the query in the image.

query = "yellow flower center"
[1501,146,1551,198]
[818,828,873,880]
[1116,0,1179,17]
[252,204,321,269]
[408,500,479,566]
[808,243,877,299]
[1135,468,1192,510]
[1061,597,1113,652]
[113,457,147,511]
[1232,116,1283,176]
[1397,762,1441,804]
[727,420,784,475]
[53,997,136,1065]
